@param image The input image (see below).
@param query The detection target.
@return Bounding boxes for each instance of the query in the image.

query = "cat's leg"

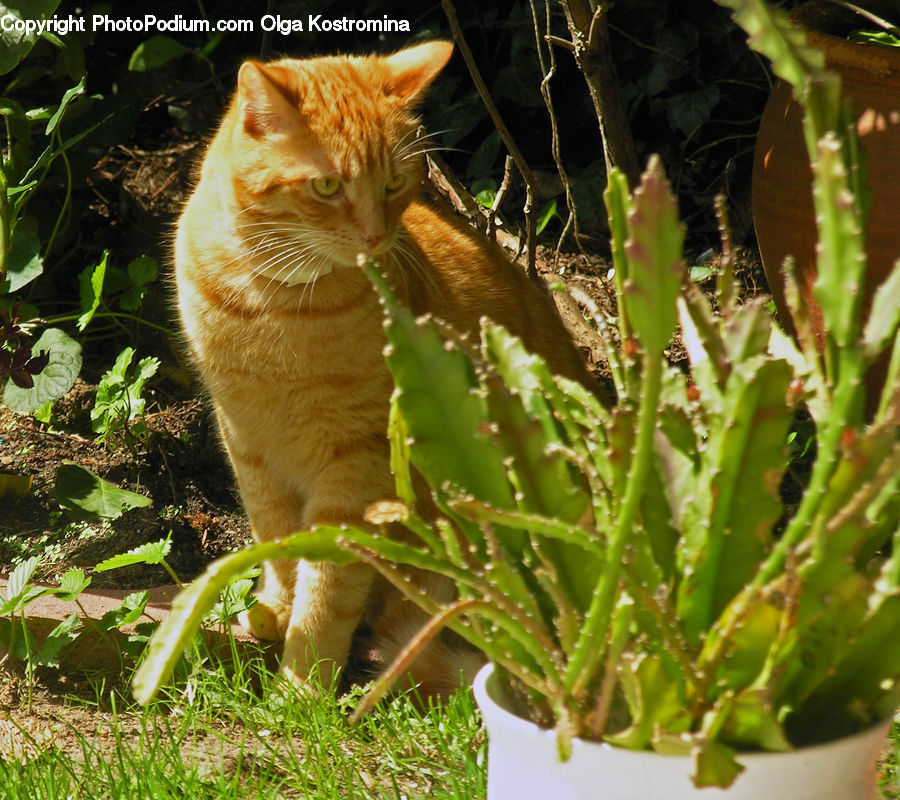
[280,454,393,689]
[223,440,304,642]
[281,555,375,688]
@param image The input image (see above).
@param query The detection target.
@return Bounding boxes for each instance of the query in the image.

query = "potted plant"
[132,1,900,796]
[752,0,900,407]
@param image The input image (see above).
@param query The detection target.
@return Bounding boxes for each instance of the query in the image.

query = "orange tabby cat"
[174,41,596,692]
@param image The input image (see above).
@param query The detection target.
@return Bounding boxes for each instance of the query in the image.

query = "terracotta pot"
[474,664,892,800]
[752,1,900,406]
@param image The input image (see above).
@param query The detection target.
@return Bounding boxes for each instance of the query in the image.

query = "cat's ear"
[382,41,453,103]
[237,61,302,137]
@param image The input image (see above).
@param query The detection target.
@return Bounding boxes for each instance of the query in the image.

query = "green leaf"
[0,1,63,74]
[2,327,82,414]
[677,358,793,642]
[704,598,782,693]
[862,260,900,358]
[665,85,721,138]
[133,531,357,705]
[128,36,191,71]
[44,75,86,136]
[811,133,867,348]
[118,255,158,311]
[367,265,514,518]
[77,251,108,331]
[471,177,497,210]
[5,217,43,292]
[848,29,900,48]
[0,618,36,661]
[688,265,716,282]
[605,654,691,750]
[536,199,559,235]
[0,555,43,615]
[54,463,152,521]
[91,347,160,439]
[721,688,790,752]
[622,156,685,356]
[99,591,150,631]
[95,535,172,571]
[51,567,91,602]
[603,168,635,353]
[692,740,744,789]
[34,613,81,667]
[466,130,501,180]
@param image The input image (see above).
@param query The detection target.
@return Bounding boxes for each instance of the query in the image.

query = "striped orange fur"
[174,41,595,694]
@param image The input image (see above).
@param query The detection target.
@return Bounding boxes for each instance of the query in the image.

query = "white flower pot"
[473,664,892,800]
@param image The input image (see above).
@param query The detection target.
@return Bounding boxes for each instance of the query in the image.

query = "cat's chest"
[184,275,387,379]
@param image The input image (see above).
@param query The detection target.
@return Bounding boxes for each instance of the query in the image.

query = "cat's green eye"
[312,176,341,197]
[385,174,406,192]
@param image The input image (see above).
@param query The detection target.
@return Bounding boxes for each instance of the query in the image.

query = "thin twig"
[530,0,582,259]
[441,0,540,279]
[488,155,515,235]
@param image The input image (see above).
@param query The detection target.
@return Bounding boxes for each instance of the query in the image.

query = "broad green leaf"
[34,613,82,667]
[128,254,158,284]
[5,217,43,291]
[2,328,81,414]
[703,598,782,693]
[481,323,588,524]
[666,85,720,139]
[128,36,191,72]
[77,251,108,331]
[0,1,63,74]
[787,601,900,741]
[55,462,152,521]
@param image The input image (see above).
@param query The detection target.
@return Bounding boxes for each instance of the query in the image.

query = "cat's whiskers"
[391,233,439,296]
[390,127,450,161]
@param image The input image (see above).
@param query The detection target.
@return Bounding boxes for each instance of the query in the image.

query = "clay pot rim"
[790,1,900,79]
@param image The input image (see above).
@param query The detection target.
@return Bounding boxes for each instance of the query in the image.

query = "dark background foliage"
[3,0,808,382]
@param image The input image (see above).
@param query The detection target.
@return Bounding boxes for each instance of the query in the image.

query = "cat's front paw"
[239,593,291,641]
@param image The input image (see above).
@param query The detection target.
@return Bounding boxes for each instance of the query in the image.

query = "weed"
[90,347,160,448]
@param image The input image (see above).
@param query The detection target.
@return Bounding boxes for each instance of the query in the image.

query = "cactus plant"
[131,0,900,789]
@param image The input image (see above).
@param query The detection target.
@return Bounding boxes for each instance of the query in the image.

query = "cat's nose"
[362,232,386,249]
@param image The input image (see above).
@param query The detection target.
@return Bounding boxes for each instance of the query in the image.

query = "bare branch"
[441,0,540,279]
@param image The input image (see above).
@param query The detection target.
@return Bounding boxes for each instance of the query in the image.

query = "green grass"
[3,632,897,799]
[880,722,900,799]
[0,642,486,800]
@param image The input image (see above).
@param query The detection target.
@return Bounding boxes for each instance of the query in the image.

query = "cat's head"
[221,42,453,275]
